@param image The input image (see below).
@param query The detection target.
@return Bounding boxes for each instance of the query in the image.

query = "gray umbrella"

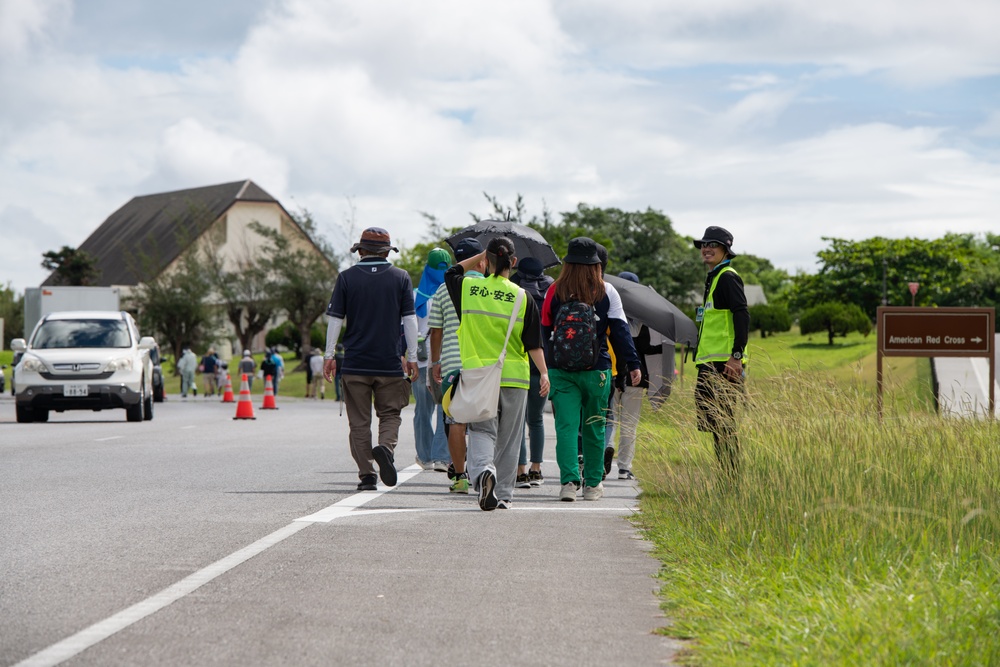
[446,220,561,270]
[604,274,699,347]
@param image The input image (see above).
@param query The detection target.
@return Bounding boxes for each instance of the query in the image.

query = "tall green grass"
[636,333,1000,665]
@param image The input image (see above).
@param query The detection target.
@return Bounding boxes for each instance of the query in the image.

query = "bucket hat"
[693,226,737,257]
[562,237,601,265]
[350,227,399,254]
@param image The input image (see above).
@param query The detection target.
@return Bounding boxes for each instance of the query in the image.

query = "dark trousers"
[342,374,411,479]
[695,363,744,479]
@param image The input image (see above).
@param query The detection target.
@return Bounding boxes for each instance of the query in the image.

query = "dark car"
[151,343,165,402]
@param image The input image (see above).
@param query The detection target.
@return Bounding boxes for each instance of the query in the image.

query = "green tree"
[748,303,792,338]
[731,254,792,302]
[0,284,25,347]
[127,249,216,370]
[204,237,281,356]
[251,215,338,357]
[41,246,99,286]
[799,302,872,346]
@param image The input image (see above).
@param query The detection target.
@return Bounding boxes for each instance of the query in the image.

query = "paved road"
[0,393,677,666]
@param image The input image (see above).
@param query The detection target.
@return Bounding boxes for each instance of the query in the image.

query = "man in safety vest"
[693,226,749,480]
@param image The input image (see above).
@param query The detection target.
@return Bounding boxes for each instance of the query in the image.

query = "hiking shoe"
[447,462,457,480]
[528,470,544,487]
[497,499,511,509]
[372,445,397,487]
[432,461,450,473]
[515,473,531,488]
[618,469,636,480]
[560,482,578,502]
[449,473,470,494]
[604,446,615,475]
[583,482,604,501]
[478,470,498,511]
[357,475,377,491]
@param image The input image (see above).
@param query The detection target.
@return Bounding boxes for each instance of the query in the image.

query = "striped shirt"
[428,280,464,375]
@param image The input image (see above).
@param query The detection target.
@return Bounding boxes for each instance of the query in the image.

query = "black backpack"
[550,300,600,371]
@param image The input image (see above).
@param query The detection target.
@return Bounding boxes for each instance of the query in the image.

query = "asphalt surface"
[0,390,678,666]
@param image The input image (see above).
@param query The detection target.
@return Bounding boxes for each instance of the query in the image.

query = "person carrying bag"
[442,237,549,511]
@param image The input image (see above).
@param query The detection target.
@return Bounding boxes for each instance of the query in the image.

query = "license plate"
[64,384,90,397]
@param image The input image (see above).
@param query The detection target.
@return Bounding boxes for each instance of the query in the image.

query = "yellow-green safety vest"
[696,265,747,366]
[458,275,530,389]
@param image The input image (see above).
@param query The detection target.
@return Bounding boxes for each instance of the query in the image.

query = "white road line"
[93,436,122,442]
[14,462,637,667]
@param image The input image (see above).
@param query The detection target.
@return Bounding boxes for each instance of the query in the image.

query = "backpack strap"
[497,290,525,365]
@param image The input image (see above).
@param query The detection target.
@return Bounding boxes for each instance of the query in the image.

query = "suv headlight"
[107,357,135,372]
[21,357,48,372]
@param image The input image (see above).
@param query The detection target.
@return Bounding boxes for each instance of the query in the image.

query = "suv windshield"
[32,319,132,349]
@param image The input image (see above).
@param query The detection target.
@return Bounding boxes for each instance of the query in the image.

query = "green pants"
[549,368,613,487]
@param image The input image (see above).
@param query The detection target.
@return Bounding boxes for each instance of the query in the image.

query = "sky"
[1,0,998,295]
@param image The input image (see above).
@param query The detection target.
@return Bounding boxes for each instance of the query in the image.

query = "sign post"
[877,307,995,420]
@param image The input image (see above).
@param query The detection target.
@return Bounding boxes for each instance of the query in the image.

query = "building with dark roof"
[43,180,329,287]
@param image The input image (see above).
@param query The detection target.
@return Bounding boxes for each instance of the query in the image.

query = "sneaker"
[432,461,450,473]
[372,445,397,487]
[515,473,531,488]
[320,392,325,400]
[447,462,457,480]
[559,482,578,502]
[583,482,604,501]
[496,499,511,509]
[478,470,498,511]
[604,446,615,475]
[528,470,544,487]
[415,457,432,470]
[357,474,377,491]
[449,473,470,494]
[618,469,636,480]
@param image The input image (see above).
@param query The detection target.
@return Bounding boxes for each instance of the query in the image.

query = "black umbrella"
[604,274,699,347]
[446,220,561,270]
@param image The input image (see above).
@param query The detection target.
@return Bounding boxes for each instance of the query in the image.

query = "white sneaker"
[432,461,450,473]
[559,482,578,502]
[583,482,604,501]
[415,457,432,470]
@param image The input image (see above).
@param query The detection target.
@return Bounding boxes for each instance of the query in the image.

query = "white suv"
[11,311,156,423]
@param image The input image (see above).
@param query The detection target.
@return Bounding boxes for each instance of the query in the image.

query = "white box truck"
[24,286,121,340]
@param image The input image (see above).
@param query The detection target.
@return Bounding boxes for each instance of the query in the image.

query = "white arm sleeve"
[403,314,418,361]
[325,317,344,358]
[604,282,628,322]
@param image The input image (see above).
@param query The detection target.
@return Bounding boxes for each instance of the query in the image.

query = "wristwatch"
[731,351,743,360]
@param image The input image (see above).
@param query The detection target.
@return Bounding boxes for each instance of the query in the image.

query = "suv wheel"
[16,405,33,423]
[143,389,154,421]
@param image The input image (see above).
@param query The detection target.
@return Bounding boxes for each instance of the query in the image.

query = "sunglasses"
[702,241,724,249]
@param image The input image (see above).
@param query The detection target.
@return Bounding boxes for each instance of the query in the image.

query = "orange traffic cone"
[261,374,279,410]
[233,374,256,420]
[220,374,235,403]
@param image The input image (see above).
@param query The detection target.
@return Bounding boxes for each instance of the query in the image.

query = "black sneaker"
[604,446,615,475]
[527,470,544,487]
[447,462,457,480]
[372,445,397,487]
[357,474,377,491]
[478,470,498,511]
[515,473,531,488]
[496,499,511,509]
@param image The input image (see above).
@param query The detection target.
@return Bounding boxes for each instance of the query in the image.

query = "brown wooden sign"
[876,306,995,419]
[879,307,994,357]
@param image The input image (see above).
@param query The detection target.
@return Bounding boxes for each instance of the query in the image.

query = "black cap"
[562,237,601,265]
[517,256,543,277]
[453,238,483,261]
[693,226,737,257]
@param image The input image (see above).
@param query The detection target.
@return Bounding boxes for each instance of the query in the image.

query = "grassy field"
[636,329,999,665]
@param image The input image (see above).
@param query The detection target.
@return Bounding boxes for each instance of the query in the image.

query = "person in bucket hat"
[692,226,748,482]
[324,227,418,491]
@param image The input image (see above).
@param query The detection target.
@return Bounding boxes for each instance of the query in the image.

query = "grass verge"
[635,331,999,665]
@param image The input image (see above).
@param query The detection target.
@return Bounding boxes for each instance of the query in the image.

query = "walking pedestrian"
[606,271,663,481]
[541,237,641,502]
[444,237,549,511]
[177,346,198,398]
[510,256,554,487]
[693,226,749,481]
[428,238,485,494]
[413,248,451,471]
[238,349,256,392]
[200,347,219,396]
[307,347,325,399]
[324,227,419,491]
